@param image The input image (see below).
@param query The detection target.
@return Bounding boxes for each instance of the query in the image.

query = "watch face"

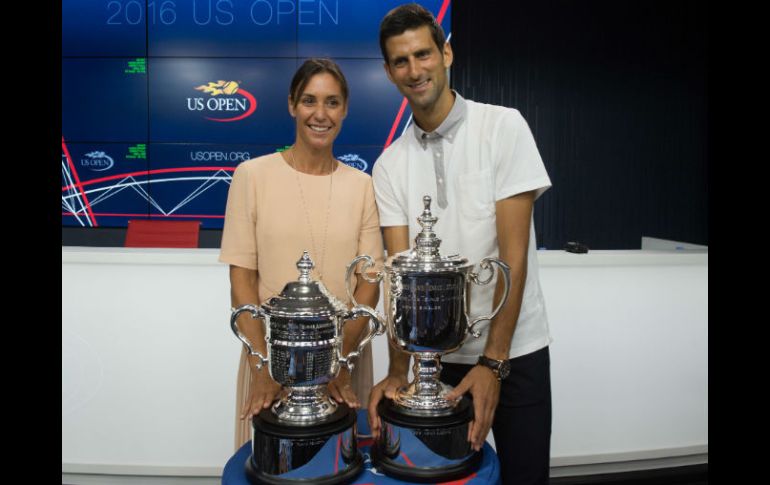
[498,361,512,380]
[479,356,511,380]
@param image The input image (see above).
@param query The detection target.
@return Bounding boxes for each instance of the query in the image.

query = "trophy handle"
[339,305,385,372]
[230,304,269,370]
[345,254,383,306]
[466,257,512,338]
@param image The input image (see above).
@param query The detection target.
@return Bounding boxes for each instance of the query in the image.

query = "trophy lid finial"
[263,251,347,317]
[414,195,441,259]
[296,251,315,283]
[417,196,438,232]
[390,195,469,270]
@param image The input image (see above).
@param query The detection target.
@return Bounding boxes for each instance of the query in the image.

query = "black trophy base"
[372,398,482,483]
[245,403,363,485]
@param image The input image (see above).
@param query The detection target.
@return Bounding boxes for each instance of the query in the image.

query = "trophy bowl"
[348,196,511,413]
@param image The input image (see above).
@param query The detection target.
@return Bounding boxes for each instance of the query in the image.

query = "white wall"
[62,247,707,478]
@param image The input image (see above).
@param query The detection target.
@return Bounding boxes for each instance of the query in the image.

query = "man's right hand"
[240,366,282,420]
[367,374,408,440]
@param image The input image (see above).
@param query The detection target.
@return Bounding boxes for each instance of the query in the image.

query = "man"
[368,4,553,484]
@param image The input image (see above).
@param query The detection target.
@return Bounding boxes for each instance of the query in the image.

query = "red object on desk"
[124,219,201,248]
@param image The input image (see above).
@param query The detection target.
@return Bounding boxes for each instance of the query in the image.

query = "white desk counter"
[63,247,707,481]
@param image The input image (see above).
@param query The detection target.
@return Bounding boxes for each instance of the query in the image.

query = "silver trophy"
[230,251,385,484]
[348,195,511,413]
[350,196,511,481]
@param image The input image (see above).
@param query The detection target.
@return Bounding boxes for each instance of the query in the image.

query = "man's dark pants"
[441,346,552,485]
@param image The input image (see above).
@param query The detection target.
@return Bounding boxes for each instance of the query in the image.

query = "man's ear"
[442,41,454,70]
[383,61,395,84]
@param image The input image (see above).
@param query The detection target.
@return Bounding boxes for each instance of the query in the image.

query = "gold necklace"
[288,147,335,280]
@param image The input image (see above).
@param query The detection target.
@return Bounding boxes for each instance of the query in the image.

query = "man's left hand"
[445,365,501,451]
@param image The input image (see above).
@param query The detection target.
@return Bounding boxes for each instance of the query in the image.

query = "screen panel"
[147,143,282,229]
[334,59,410,146]
[62,58,148,142]
[334,145,383,177]
[62,0,453,232]
[149,58,296,144]
[148,1,297,57]
[62,0,146,56]
[62,142,150,228]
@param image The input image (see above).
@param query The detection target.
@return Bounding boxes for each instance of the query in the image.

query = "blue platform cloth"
[222,409,501,484]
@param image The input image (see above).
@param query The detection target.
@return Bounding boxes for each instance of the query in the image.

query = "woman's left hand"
[328,367,359,408]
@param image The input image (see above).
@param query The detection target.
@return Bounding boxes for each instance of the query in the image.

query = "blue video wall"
[62,0,452,229]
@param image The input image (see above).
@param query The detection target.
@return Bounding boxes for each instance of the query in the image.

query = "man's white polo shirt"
[372,93,553,363]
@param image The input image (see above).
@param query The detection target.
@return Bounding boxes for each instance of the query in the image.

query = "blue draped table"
[222,409,500,484]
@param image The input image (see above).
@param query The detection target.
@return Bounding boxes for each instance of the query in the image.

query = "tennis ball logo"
[195,80,240,96]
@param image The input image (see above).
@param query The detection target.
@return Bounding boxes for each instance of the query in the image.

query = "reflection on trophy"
[351,196,511,482]
[230,251,385,485]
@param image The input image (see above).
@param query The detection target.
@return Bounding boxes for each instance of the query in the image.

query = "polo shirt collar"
[412,91,467,148]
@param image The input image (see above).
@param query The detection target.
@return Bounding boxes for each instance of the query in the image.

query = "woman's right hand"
[240,366,282,420]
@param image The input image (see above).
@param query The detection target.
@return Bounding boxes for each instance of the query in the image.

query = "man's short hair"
[379,3,447,63]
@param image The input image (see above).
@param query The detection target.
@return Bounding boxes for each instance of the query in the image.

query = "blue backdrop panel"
[222,410,500,484]
[149,0,297,57]
[147,144,282,229]
[333,59,409,146]
[334,146,383,177]
[62,59,148,142]
[62,0,146,57]
[61,142,150,228]
[149,58,296,144]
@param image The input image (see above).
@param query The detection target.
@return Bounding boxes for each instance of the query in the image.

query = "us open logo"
[339,153,368,172]
[80,151,115,172]
[187,80,257,122]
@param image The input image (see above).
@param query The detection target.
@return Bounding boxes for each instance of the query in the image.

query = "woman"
[219,58,384,449]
